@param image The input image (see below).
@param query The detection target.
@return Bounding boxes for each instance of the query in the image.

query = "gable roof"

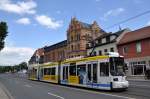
[44,40,67,52]
[80,22,91,28]
[118,26,150,45]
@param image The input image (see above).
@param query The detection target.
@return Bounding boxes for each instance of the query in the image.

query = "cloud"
[56,10,61,14]
[101,8,125,21]
[147,21,150,26]
[35,15,63,29]
[16,17,31,25]
[0,46,35,65]
[0,0,37,15]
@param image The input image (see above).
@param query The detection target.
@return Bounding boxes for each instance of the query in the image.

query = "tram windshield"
[110,57,125,76]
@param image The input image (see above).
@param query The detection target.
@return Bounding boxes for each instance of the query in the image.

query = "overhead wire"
[104,10,150,30]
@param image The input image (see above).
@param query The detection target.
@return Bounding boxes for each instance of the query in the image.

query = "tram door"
[87,62,97,83]
[39,68,44,80]
[63,66,68,81]
[98,62,110,89]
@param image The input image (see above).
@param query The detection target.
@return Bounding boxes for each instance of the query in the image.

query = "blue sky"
[0,0,150,65]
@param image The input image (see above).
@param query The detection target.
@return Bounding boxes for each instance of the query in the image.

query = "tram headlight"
[113,78,118,81]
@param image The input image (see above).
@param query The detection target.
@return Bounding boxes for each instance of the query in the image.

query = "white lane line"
[66,87,135,99]
[48,85,135,99]
[24,84,32,88]
[130,84,150,88]
[48,92,65,99]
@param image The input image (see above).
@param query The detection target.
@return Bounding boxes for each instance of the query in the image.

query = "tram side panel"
[59,57,128,90]
[60,60,112,90]
[41,65,59,83]
[28,67,38,80]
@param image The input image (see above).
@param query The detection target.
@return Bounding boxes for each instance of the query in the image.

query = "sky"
[0,0,150,65]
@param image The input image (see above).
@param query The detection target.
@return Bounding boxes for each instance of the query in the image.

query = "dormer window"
[106,36,110,42]
[98,39,102,44]
[102,38,106,43]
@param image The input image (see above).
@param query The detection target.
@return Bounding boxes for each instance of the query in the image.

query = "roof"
[80,22,91,28]
[95,28,129,40]
[114,28,130,36]
[118,26,150,45]
[44,40,67,52]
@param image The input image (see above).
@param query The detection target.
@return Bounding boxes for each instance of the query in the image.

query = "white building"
[87,29,130,56]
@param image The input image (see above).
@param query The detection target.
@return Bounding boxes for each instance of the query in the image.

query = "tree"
[19,62,28,70]
[0,21,8,51]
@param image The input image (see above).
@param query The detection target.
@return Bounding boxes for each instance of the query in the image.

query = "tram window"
[93,63,98,83]
[69,63,76,76]
[69,66,76,76]
[88,64,91,81]
[63,66,68,80]
[44,68,50,75]
[77,64,86,75]
[100,62,109,76]
[51,68,55,75]
[63,67,65,80]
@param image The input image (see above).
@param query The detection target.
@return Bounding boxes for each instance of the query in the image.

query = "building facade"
[29,17,106,64]
[87,29,130,56]
[44,40,67,63]
[67,17,105,58]
[28,48,44,65]
[117,26,150,77]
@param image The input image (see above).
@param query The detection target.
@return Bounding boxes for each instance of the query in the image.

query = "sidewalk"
[127,75,150,82]
[127,79,150,82]
[0,82,14,99]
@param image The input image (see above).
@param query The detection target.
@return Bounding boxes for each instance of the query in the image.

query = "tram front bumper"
[112,81,129,89]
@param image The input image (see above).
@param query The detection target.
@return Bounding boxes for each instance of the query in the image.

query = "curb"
[0,82,14,99]
[128,79,150,82]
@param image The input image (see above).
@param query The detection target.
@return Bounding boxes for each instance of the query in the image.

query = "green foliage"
[0,21,8,51]
[0,62,28,73]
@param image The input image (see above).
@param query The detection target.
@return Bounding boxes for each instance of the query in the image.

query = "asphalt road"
[0,73,150,99]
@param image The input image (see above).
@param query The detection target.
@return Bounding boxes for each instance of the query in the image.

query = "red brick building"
[29,17,105,64]
[117,26,150,77]
[67,17,105,58]
[28,48,44,64]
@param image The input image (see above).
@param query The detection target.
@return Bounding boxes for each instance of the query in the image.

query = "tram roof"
[62,55,109,64]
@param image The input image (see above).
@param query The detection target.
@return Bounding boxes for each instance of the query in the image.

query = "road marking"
[47,85,135,99]
[24,84,32,88]
[48,92,65,99]
[131,84,150,88]
[65,87,135,99]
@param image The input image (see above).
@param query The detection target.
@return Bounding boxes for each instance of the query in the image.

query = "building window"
[123,46,128,54]
[98,39,102,44]
[71,45,73,51]
[78,44,80,50]
[77,34,80,40]
[110,47,114,52]
[106,36,110,42]
[136,41,141,53]
[99,50,102,55]
[104,49,107,53]
[93,51,97,56]
[86,43,90,48]
[71,36,73,42]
